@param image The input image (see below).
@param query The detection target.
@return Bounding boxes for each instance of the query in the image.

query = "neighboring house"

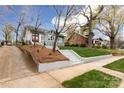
[23,26,65,46]
[65,25,95,47]
[66,32,88,46]
[93,38,110,47]
[45,30,65,46]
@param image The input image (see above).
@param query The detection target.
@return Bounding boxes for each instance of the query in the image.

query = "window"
[51,36,53,40]
[32,33,39,42]
[51,36,54,40]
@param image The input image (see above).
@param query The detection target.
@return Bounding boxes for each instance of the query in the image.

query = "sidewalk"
[0,56,124,88]
[96,67,124,88]
[47,56,124,83]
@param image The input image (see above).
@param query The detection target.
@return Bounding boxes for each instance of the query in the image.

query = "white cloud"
[51,16,65,27]
[51,14,88,28]
[51,5,99,27]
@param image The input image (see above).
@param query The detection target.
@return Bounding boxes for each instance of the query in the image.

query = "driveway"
[0,46,38,82]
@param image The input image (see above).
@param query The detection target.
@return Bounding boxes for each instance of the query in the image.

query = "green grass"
[62,70,121,88]
[59,46,110,57]
[104,58,124,73]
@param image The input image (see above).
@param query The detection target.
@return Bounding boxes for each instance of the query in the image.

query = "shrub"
[65,42,69,46]
[43,42,46,46]
[70,44,75,47]
[64,44,86,47]
[48,52,52,55]
[80,44,86,47]
[75,44,79,47]
[96,46,101,49]
[102,45,108,49]
[25,41,32,45]
[22,42,26,45]
[92,45,95,48]
[37,49,40,53]
[1,41,4,46]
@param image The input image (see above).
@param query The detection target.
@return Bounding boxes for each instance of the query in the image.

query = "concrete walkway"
[0,73,62,88]
[47,56,124,83]
[59,50,82,62]
[96,67,124,88]
[96,67,124,80]
[0,52,123,87]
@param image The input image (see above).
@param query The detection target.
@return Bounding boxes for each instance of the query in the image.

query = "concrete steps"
[59,50,83,64]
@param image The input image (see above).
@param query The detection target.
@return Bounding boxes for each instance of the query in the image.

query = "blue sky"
[0,5,55,29]
[0,5,110,40]
[0,5,57,40]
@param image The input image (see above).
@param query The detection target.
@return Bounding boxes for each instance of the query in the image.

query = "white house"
[93,38,110,47]
[23,26,65,46]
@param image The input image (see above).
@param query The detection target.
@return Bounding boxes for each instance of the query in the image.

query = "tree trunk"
[87,22,94,48]
[16,23,21,45]
[33,30,37,46]
[110,37,115,49]
[16,32,18,45]
[53,35,58,52]
[5,35,8,41]
[34,41,36,46]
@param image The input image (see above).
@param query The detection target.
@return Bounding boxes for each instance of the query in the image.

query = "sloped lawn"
[59,46,110,57]
[62,70,121,88]
[104,58,124,73]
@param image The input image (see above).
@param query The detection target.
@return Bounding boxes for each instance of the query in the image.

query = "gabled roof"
[93,38,110,41]
[24,25,48,34]
[93,38,103,41]
[24,25,65,38]
[67,32,88,41]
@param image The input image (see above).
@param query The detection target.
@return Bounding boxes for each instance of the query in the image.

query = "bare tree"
[15,13,25,44]
[96,6,124,49]
[79,5,104,47]
[6,6,26,45]
[52,5,78,52]
[2,23,15,41]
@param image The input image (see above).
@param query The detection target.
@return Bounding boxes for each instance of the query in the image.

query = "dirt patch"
[0,46,38,82]
[18,45,69,64]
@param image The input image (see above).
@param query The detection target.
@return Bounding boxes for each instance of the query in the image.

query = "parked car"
[1,41,12,46]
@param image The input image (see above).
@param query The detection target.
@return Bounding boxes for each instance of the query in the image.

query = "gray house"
[23,26,65,46]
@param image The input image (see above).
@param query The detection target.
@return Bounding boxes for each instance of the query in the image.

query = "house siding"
[24,30,32,43]
[67,33,88,46]
[24,27,65,46]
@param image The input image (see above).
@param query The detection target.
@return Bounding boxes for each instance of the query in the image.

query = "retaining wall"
[82,54,113,63]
